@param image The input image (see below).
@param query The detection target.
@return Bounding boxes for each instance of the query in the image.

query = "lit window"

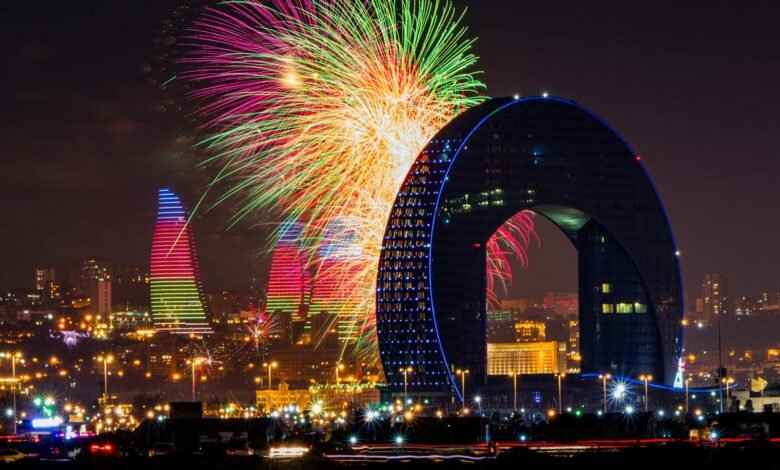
[616,303,633,314]
[602,304,613,314]
[601,283,612,293]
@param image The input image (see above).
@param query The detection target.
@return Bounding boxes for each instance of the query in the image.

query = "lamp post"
[336,363,345,384]
[190,357,205,402]
[685,377,691,414]
[1,353,21,435]
[263,361,278,390]
[456,369,469,412]
[511,371,518,412]
[598,373,611,414]
[639,374,652,412]
[97,355,114,407]
[555,373,565,413]
[723,377,735,411]
[399,367,412,405]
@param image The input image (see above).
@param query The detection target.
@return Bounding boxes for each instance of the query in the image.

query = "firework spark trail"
[487,212,540,310]
[186,0,536,362]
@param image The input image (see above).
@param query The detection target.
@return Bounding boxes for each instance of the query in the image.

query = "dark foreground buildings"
[376,97,683,401]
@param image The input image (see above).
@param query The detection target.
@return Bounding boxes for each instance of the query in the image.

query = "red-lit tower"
[149,188,211,334]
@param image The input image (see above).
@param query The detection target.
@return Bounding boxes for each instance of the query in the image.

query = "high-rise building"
[487,341,567,375]
[34,267,58,302]
[112,265,149,310]
[376,97,683,398]
[487,311,515,342]
[149,188,211,334]
[568,320,580,369]
[81,259,112,284]
[88,279,112,316]
[702,273,727,322]
[265,222,311,321]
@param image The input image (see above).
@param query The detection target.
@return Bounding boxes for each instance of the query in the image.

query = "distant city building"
[310,384,381,410]
[255,382,381,412]
[500,298,539,313]
[735,295,757,316]
[208,291,240,321]
[487,341,567,375]
[514,320,546,342]
[255,382,310,412]
[568,320,580,371]
[487,311,515,342]
[81,259,112,284]
[702,273,727,321]
[270,343,341,385]
[34,267,58,302]
[544,292,578,318]
[112,265,149,310]
[149,188,211,335]
[88,279,111,317]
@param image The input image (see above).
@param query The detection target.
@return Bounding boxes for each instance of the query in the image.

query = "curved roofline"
[426,96,684,395]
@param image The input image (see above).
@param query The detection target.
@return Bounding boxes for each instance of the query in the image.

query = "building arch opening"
[486,211,580,385]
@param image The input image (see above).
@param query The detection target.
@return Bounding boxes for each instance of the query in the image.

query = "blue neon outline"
[429,99,520,402]
[426,96,685,399]
[544,98,686,380]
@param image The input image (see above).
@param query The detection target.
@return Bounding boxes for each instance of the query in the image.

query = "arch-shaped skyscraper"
[376,97,683,400]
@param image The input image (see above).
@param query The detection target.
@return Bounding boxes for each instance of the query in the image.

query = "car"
[0,449,27,463]
[225,442,255,457]
[88,443,115,456]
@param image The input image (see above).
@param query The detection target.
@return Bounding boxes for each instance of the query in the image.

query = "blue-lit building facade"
[376,97,683,401]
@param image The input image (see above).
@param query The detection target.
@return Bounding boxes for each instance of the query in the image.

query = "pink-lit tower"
[265,221,311,321]
[149,188,211,334]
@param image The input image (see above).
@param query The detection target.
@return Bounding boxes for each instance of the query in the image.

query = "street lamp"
[685,377,691,414]
[97,355,114,407]
[510,371,518,412]
[555,373,566,413]
[399,367,413,405]
[639,374,652,412]
[474,395,482,416]
[263,361,278,390]
[189,357,205,402]
[0,352,22,435]
[455,369,469,411]
[598,373,611,414]
[723,377,735,411]
[335,363,345,384]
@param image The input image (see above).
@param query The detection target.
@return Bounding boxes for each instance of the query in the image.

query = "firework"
[487,211,539,310]
[186,0,534,361]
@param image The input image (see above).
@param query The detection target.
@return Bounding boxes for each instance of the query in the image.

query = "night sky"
[1,1,778,302]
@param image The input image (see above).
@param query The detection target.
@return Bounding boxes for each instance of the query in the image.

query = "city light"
[32,417,63,429]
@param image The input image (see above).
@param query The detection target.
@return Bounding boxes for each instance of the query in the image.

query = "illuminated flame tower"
[265,221,311,321]
[150,188,212,334]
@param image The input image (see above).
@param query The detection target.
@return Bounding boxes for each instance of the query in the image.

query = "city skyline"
[1,1,780,464]
[1,1,778,298]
